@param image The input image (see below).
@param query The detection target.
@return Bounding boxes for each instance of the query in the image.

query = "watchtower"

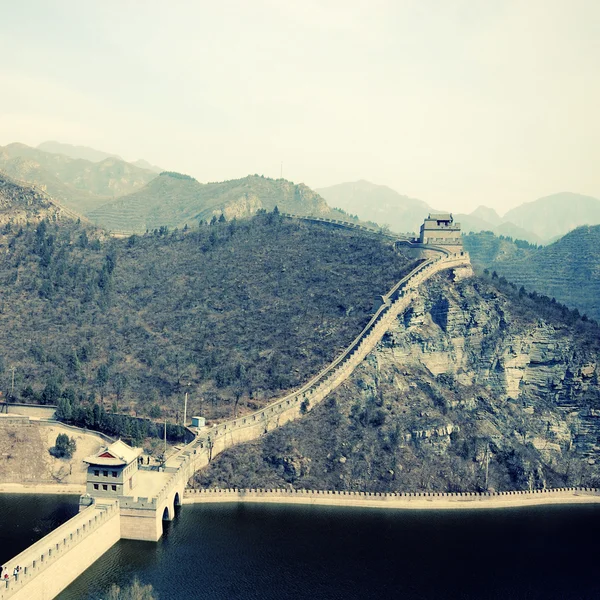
[83,440,142,497]
[419,213,462,253]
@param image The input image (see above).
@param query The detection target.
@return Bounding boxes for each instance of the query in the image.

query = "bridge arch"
[162,505,171,521]
[174,491,181,508]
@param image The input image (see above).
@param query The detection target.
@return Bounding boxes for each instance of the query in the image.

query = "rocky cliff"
[196,270,600,492]
[0,175,63,226]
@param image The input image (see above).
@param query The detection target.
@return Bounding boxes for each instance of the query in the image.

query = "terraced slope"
[87,173,339,232]
[463,232,536,270]
[488,225,600,320]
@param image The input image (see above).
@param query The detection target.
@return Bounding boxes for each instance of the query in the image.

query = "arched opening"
[174,492,181,507]
[162,506,171,521]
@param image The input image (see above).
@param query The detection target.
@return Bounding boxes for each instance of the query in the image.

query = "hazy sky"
[1,0,598,214]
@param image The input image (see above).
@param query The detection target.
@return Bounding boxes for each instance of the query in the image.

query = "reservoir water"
[2,495,600,600]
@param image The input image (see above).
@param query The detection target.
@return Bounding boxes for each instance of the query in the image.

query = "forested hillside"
[0,210,416,426]
[87,173,341,232]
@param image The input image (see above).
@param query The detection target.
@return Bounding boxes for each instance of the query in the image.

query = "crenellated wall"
[183,487,600,509]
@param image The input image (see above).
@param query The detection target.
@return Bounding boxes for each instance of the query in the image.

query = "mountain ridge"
[87,173,341,232]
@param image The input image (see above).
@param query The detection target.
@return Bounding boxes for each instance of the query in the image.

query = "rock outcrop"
[196,270,600,492]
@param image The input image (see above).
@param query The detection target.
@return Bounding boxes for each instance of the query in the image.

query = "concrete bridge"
[1,231,470,599]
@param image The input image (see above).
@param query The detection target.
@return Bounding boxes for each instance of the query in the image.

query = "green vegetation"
[51,433,76,458]
[86,174,340,233]
[0,209,415,427]
[159,171,196,181]
[463,231,537,269]
[55,397,187,445]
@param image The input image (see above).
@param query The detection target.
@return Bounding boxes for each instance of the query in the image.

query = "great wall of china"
[8,213,587,599]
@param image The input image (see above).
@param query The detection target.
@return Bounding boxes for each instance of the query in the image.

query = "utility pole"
[484,443,490,491]
[183,383,190,426]
[184,391,188,426]
[10,366,15,396]
[164,418,167,458]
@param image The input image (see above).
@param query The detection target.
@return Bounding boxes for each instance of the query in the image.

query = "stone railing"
[280,213,409,240]
[0,500,119,599]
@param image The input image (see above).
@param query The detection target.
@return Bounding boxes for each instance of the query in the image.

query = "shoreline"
[0,483,84,495]
[182,488,600,511]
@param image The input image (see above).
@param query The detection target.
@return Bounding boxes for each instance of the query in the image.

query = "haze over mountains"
[0,142,157,214]
[37,141,163,172]
[315,180,429,234]
[2,140,600,248]
[0,142,345,232]
[318,181,600,245]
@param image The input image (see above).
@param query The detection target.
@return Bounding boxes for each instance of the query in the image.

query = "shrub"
[51,433,76,459]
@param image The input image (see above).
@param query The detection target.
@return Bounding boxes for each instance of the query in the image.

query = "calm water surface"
[0,494,79,566]
[2,495,600,600]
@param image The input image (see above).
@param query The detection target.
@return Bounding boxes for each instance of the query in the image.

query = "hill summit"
[87,174,338,232]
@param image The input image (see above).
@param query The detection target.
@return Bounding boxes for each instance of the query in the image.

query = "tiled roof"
[84,439,142,466]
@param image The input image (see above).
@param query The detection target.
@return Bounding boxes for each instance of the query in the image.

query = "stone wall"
[183,486,600,509]
[0,501,120,600]
[6,404,56,420]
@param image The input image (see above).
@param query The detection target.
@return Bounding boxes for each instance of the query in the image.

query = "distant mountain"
[38,141,163,173]
[87,173,338,232]
[503,193,600,241]
[465,227,600,320]
[457,211,543,245]
[0,173,64,225]
[131,159,163,173]
[470,205,501,226]
[315,180,431,234]
[38,140,122,163]
[0,143,158,214]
